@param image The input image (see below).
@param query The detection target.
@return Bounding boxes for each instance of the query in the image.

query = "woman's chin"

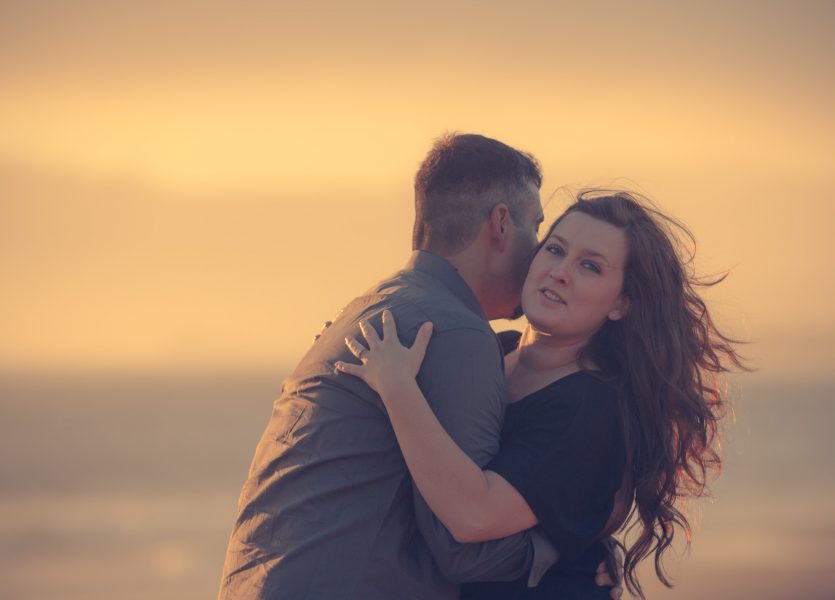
[521,304,565,334]
[524,315,562,337]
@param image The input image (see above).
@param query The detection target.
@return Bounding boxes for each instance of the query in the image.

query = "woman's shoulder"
[568,371,621,417]
[519,371,622,438]
[507,371,620,437]
[566,373,624,444]
[569,370,619,400]
[523,370,618,406]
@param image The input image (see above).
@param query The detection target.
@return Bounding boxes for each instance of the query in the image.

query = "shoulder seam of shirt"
[381,291,497,336]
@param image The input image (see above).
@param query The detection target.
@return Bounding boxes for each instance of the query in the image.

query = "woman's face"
[521,211,629,341]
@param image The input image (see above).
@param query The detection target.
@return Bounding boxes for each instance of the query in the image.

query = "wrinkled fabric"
[218,251,533,600]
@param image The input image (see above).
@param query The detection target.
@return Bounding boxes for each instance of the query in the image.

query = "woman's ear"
[609,297,630,321]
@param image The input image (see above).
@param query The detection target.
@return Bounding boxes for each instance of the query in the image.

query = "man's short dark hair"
[412,133,542,254]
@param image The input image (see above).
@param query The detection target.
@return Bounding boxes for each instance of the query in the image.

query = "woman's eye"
[582,261,601,274]
[546,244,565,256]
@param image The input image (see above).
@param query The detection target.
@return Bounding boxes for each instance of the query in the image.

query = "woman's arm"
[335,310,537,543]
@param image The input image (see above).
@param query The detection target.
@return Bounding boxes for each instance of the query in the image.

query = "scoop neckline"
[509,370,599,405]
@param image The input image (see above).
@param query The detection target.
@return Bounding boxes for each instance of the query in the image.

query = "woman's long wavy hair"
[545,190,745,598]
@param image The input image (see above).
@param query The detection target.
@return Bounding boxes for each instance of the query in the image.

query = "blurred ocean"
[1,370,833,599]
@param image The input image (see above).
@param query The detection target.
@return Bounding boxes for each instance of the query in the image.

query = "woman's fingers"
[381,309,397,341]
[334,361,362,377]
[344,335,368,361]
[358,319,381,348]
[350,314,432,374]
[411,321,433,358]
[593,564,622,599]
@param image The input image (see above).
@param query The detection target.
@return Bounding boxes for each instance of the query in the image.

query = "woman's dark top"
[460,333,626,599]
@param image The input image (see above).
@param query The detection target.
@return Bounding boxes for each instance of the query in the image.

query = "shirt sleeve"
[410,326,534,583]
[486,376,625,560]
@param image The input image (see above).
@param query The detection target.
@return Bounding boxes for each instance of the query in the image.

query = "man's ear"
[608,296,630,321]
[489,203,512,251]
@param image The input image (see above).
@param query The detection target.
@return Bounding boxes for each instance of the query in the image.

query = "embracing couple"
[218,134,742,599]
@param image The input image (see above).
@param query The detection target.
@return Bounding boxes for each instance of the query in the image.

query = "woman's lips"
[540,288,565,304]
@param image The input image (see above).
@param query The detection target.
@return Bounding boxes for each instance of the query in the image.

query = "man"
[219,133,618,599]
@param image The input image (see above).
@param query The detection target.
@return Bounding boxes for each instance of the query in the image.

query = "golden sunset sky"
[2,0,834,375]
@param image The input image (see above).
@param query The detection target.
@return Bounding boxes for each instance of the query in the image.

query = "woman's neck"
[504,328,588,402]
[513,325,588,378]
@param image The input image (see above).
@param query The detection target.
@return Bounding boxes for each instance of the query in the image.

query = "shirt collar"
[406,250,488,321]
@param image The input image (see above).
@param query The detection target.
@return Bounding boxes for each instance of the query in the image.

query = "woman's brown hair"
[546,190,745,598]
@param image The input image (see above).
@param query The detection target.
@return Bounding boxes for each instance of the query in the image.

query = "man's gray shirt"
[218,251,533,599]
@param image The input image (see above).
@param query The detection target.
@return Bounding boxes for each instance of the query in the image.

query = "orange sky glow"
[2,1,834,375]
[2,4,835,600]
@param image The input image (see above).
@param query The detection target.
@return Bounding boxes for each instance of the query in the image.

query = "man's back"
[218,252,532,599]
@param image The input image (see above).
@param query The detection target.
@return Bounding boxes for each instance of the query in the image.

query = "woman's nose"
[548,261,570,284]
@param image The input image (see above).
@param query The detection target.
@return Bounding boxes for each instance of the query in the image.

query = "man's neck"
[443,249,495,319]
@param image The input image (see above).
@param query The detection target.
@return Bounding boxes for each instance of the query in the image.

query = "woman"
[336,191,744,598]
